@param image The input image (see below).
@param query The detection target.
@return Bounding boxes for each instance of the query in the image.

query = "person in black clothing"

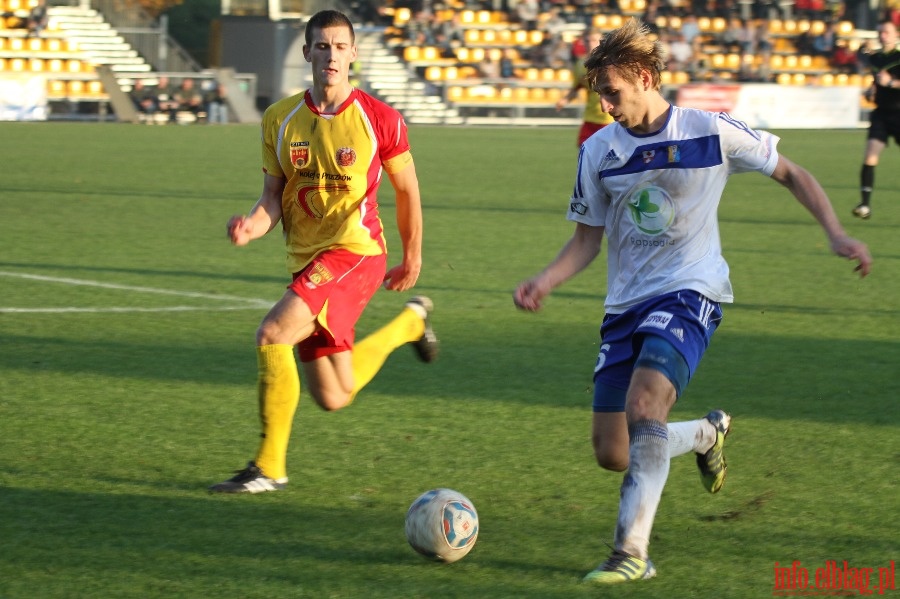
[854,21,900,219]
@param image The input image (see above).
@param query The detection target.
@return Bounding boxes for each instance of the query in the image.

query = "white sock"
[667,419,716,458]
[615,419,670,560]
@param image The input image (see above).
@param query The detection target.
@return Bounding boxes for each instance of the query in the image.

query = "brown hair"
[304,10,355,47]
[584,18,667,91]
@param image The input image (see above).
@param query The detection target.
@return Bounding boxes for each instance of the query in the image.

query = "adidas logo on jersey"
[604,149,619,162]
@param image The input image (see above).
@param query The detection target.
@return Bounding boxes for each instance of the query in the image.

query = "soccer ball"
[405,488,479,563]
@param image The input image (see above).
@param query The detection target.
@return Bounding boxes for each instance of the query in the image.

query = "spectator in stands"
[554,29,614,146]
[755,19,774,57]
[499,48,517,78]
[831,40,859,72]
[641,0,662,36]
[541,6,568,37]
[205,82,229,124]
[155,76,180,123]
[720,17,747,53]
[129,79,158,122]
[174,78,205,121]
[853,20,900,219]
[479,53,501,78]
[516,0,540,31]
[811,20,838,57]
[679,14,703,54]
[667,31,696,72]
[27,0,48,37]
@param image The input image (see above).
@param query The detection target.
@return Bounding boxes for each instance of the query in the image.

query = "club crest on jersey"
[336,147,356,167]
[642,150,655,164]
[290,141,310,168]
[305,262,334,288]
[667,145,681,163]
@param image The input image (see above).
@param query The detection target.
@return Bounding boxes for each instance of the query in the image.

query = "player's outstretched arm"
[227,173,285,246]
[514,222,605,311]
[769,155,872,277]
[383,160,423,292]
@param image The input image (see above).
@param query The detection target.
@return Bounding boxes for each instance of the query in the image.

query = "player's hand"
[831,235,872,278]
[226,215,253,246]
[513,277,549,311]
[383,262,421,292]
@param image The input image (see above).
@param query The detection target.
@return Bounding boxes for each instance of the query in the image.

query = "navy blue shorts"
[592,290,723,412]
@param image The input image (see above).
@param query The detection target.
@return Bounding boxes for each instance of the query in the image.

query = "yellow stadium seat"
[497,29,512,44]
[768,19,783,34]
[476,10,491,24]
[67,59,83,72]
[48,79,66,97]
[482,29,496,43]
[783,19,798,34]
[514,30,527,44]
[422,46,438,60]
[530,87,547,102]
[673,71,690,84]
[697,16,711,31]
[837,21,853,35]
[425,66,443,80]
[834,73,849,86]
[394,7,411,25]
[45,38,62,52]
[10,57,25,71]
[529,30,543,45]
[711,17,726,32]
[0,58,5,71]
[540,67,555,82]
[444,66,458,80]
[48,58,63,72]
[668,16,681,29]
[608,14,623,28]
[818,73,834,86]
[456,47,470,62]
[726,53,741,70]
[29,57,43,71]
[514,86,530,102]
[68,80,85,95]
[660,70,673,85]
[776,72,792,85]
[27,37,42,51]
[797,19,811,33]
[464,29,480,44]
[593,14,607,29]
[10,37,24,51]
[448,86,465,101]
[87,80,104,95]
[792,73,806,85]
[461,10,475,24]
[403,46,422,62]
[711,53,726,69]
[799,55,812,69]
[784,54,798,69]
[557,68,572,82]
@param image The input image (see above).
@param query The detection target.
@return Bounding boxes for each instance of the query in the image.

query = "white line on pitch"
[0,270,273,307]
[0,306,266,314]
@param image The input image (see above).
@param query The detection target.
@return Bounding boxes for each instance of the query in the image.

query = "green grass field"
[0,121,897,599]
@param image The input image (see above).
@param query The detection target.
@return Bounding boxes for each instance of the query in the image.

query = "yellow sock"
[349,306,425,402]
[254,344,300,481]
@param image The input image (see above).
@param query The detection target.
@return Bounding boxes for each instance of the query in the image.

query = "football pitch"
[0,121,897,598]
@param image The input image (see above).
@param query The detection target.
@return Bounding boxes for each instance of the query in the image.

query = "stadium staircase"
[356,28,463,125]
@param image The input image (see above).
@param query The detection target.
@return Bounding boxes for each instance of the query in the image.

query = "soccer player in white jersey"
[514,18,871,585]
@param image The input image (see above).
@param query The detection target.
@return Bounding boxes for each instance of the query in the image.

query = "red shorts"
[289,249,387,362]
[577,122,610,146]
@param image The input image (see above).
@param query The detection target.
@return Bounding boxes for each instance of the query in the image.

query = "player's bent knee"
[310,390,352,412]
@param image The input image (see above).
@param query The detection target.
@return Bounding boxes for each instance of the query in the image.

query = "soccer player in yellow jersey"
[210,9,438,493]
[556,29,615,146]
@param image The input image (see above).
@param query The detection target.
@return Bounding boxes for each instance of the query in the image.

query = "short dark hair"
[304,10,355,47]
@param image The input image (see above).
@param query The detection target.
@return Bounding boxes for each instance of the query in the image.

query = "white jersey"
[568,105,779,313]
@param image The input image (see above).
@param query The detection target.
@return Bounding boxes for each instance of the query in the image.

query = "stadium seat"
[792,73,806,85]
[68,80,85,95]
[768,19,783,33]
[394,7,411,26]
[776,72,792,85]
[422,46,438,60]
[425,66,443,80]
[464,29,480,44]
[27,37,42,51]
[48,58,62,72]
[711,17,726,32]
[818,73,834,86]
[0,57,5,71]
[461,10,475,24]
[809,20,826,35]
[403,46,420,62]
[47,79,66,97]
[29,57,43,71]
[87,80,104,95]
[726,53,741,70]
[697,16,711,31]
[837,21,854,35]
[673,71,690,84]
[10,57,24,71]
[9,37,24,51]
[660,70,673,85]
[835,73,849,86]
[448,86,465,101]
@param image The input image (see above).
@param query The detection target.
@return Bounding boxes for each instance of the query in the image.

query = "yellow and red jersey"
[572,61,614,126]
[261,88,412,274]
